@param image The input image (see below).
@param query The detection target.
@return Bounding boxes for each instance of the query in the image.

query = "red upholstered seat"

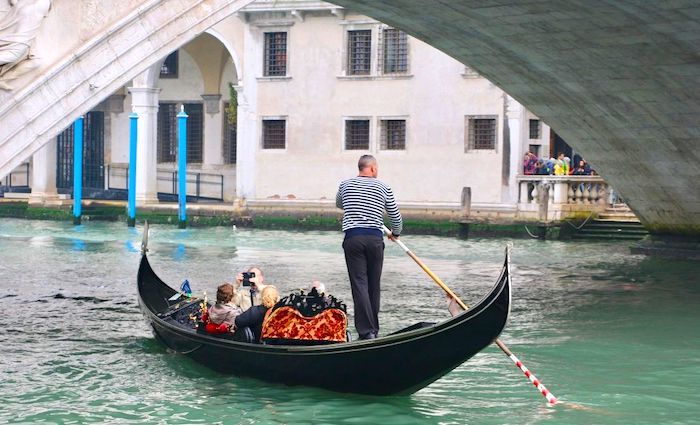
[261,306,347,343]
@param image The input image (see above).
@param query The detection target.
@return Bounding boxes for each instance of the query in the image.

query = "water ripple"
[0,218,699,424]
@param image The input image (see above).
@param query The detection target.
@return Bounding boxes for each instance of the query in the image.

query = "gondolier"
[336,154,403,340]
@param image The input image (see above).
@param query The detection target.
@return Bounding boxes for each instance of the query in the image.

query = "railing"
[104,164,225,202]
[157,169,225,202]
[516,175,611,221]
[2,163,30,189]
[106,164,128,190]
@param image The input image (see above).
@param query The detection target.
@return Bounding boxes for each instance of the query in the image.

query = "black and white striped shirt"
[336,176,403,236]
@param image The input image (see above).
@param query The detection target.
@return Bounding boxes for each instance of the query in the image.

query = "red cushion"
[261,306,347,342]
[201,311,230,334]
[205,322,230,334]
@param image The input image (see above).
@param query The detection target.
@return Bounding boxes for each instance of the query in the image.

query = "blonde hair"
[261,285,280,308]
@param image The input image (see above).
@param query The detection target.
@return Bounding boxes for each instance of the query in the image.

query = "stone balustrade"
[516,175,610,221]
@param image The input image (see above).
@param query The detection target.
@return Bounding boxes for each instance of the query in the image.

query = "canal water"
[0,218,698,424]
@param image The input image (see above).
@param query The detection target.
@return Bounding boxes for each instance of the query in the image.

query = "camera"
[242,271,256,287]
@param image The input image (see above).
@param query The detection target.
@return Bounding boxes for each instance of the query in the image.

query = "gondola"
[137,225,511,396]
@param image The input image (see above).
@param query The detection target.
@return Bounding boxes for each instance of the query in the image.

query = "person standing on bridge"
[336,154,403,340]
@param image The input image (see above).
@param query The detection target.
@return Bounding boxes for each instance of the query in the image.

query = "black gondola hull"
[137,252,511,395]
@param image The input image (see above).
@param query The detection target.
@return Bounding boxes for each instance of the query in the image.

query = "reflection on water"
[0,218,699,424]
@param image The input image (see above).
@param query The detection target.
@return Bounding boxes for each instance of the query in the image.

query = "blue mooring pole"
[177,106,188,229]
[127,111,138,227]
[72,116,84,225]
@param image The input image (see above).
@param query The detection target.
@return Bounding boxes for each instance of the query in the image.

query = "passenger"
[234,285,280,343]
[309,280,326,294]
[233,266,268,311]
[308,280,332,309]
[206,283,242,330]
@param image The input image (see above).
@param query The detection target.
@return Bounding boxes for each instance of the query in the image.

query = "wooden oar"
[382,226,560,406]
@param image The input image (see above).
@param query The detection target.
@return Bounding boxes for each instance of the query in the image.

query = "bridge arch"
[326,0,700,236]
[0,0,698,237]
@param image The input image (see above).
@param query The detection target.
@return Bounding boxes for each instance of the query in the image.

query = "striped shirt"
[336,176,403,236]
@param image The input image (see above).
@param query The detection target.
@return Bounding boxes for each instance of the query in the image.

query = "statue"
[0,0,52,91]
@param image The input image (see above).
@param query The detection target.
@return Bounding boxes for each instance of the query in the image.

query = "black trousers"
[342,235,384,337]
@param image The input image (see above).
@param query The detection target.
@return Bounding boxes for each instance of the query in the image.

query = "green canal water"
[0,218,698,424]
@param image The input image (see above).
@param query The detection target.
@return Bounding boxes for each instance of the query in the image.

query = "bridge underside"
[334,0,700,236]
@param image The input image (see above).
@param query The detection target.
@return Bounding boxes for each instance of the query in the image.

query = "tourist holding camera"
[233,266,268,311]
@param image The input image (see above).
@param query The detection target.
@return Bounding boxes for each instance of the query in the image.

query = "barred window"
[223,102,237,164]
[264,32,287,77]
[184,103,204,163]
[380,119,406,150]
[345,119,370,150]
[347,30,371,75]
[157,103,204,163]
[466,117,497,150]
[262,119,286,149]
[157,103,177,163]
[529,119,541,139]
[160,51,178,79]
[381,28,408,74]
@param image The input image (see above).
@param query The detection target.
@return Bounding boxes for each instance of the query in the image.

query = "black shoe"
[360,331,377,340]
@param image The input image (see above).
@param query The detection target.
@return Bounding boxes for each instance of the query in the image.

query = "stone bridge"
[0,0,698,237]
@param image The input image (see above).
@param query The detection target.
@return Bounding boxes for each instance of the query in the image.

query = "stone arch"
[205,28,242,87]
[0,0,255,180]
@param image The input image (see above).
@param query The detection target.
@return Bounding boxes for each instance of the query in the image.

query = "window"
[380,28,408,74]
[55,111,105,189]
[157,103,177,163]
[223,102,237,164]
[347,30,372,75]
[262,119,286,149]
[157,103,204,163]
[160,51,178,79]
[345,119,370,150]
[264,32,287,77]
[466,116,497,150]
[380,119,406,150]
[529,119,541,139]
[184,103,204,164]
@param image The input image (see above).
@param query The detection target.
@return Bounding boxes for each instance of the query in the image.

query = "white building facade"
[15,1,553,216]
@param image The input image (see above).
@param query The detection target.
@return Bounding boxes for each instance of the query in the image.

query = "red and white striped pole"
[496,340,558,406]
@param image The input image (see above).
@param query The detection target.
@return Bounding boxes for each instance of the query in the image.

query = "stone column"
[504,95,526,204]
[127,86,160,205]
[28,138,59,205]
[235,85,256,202]
[202,94,223,165]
